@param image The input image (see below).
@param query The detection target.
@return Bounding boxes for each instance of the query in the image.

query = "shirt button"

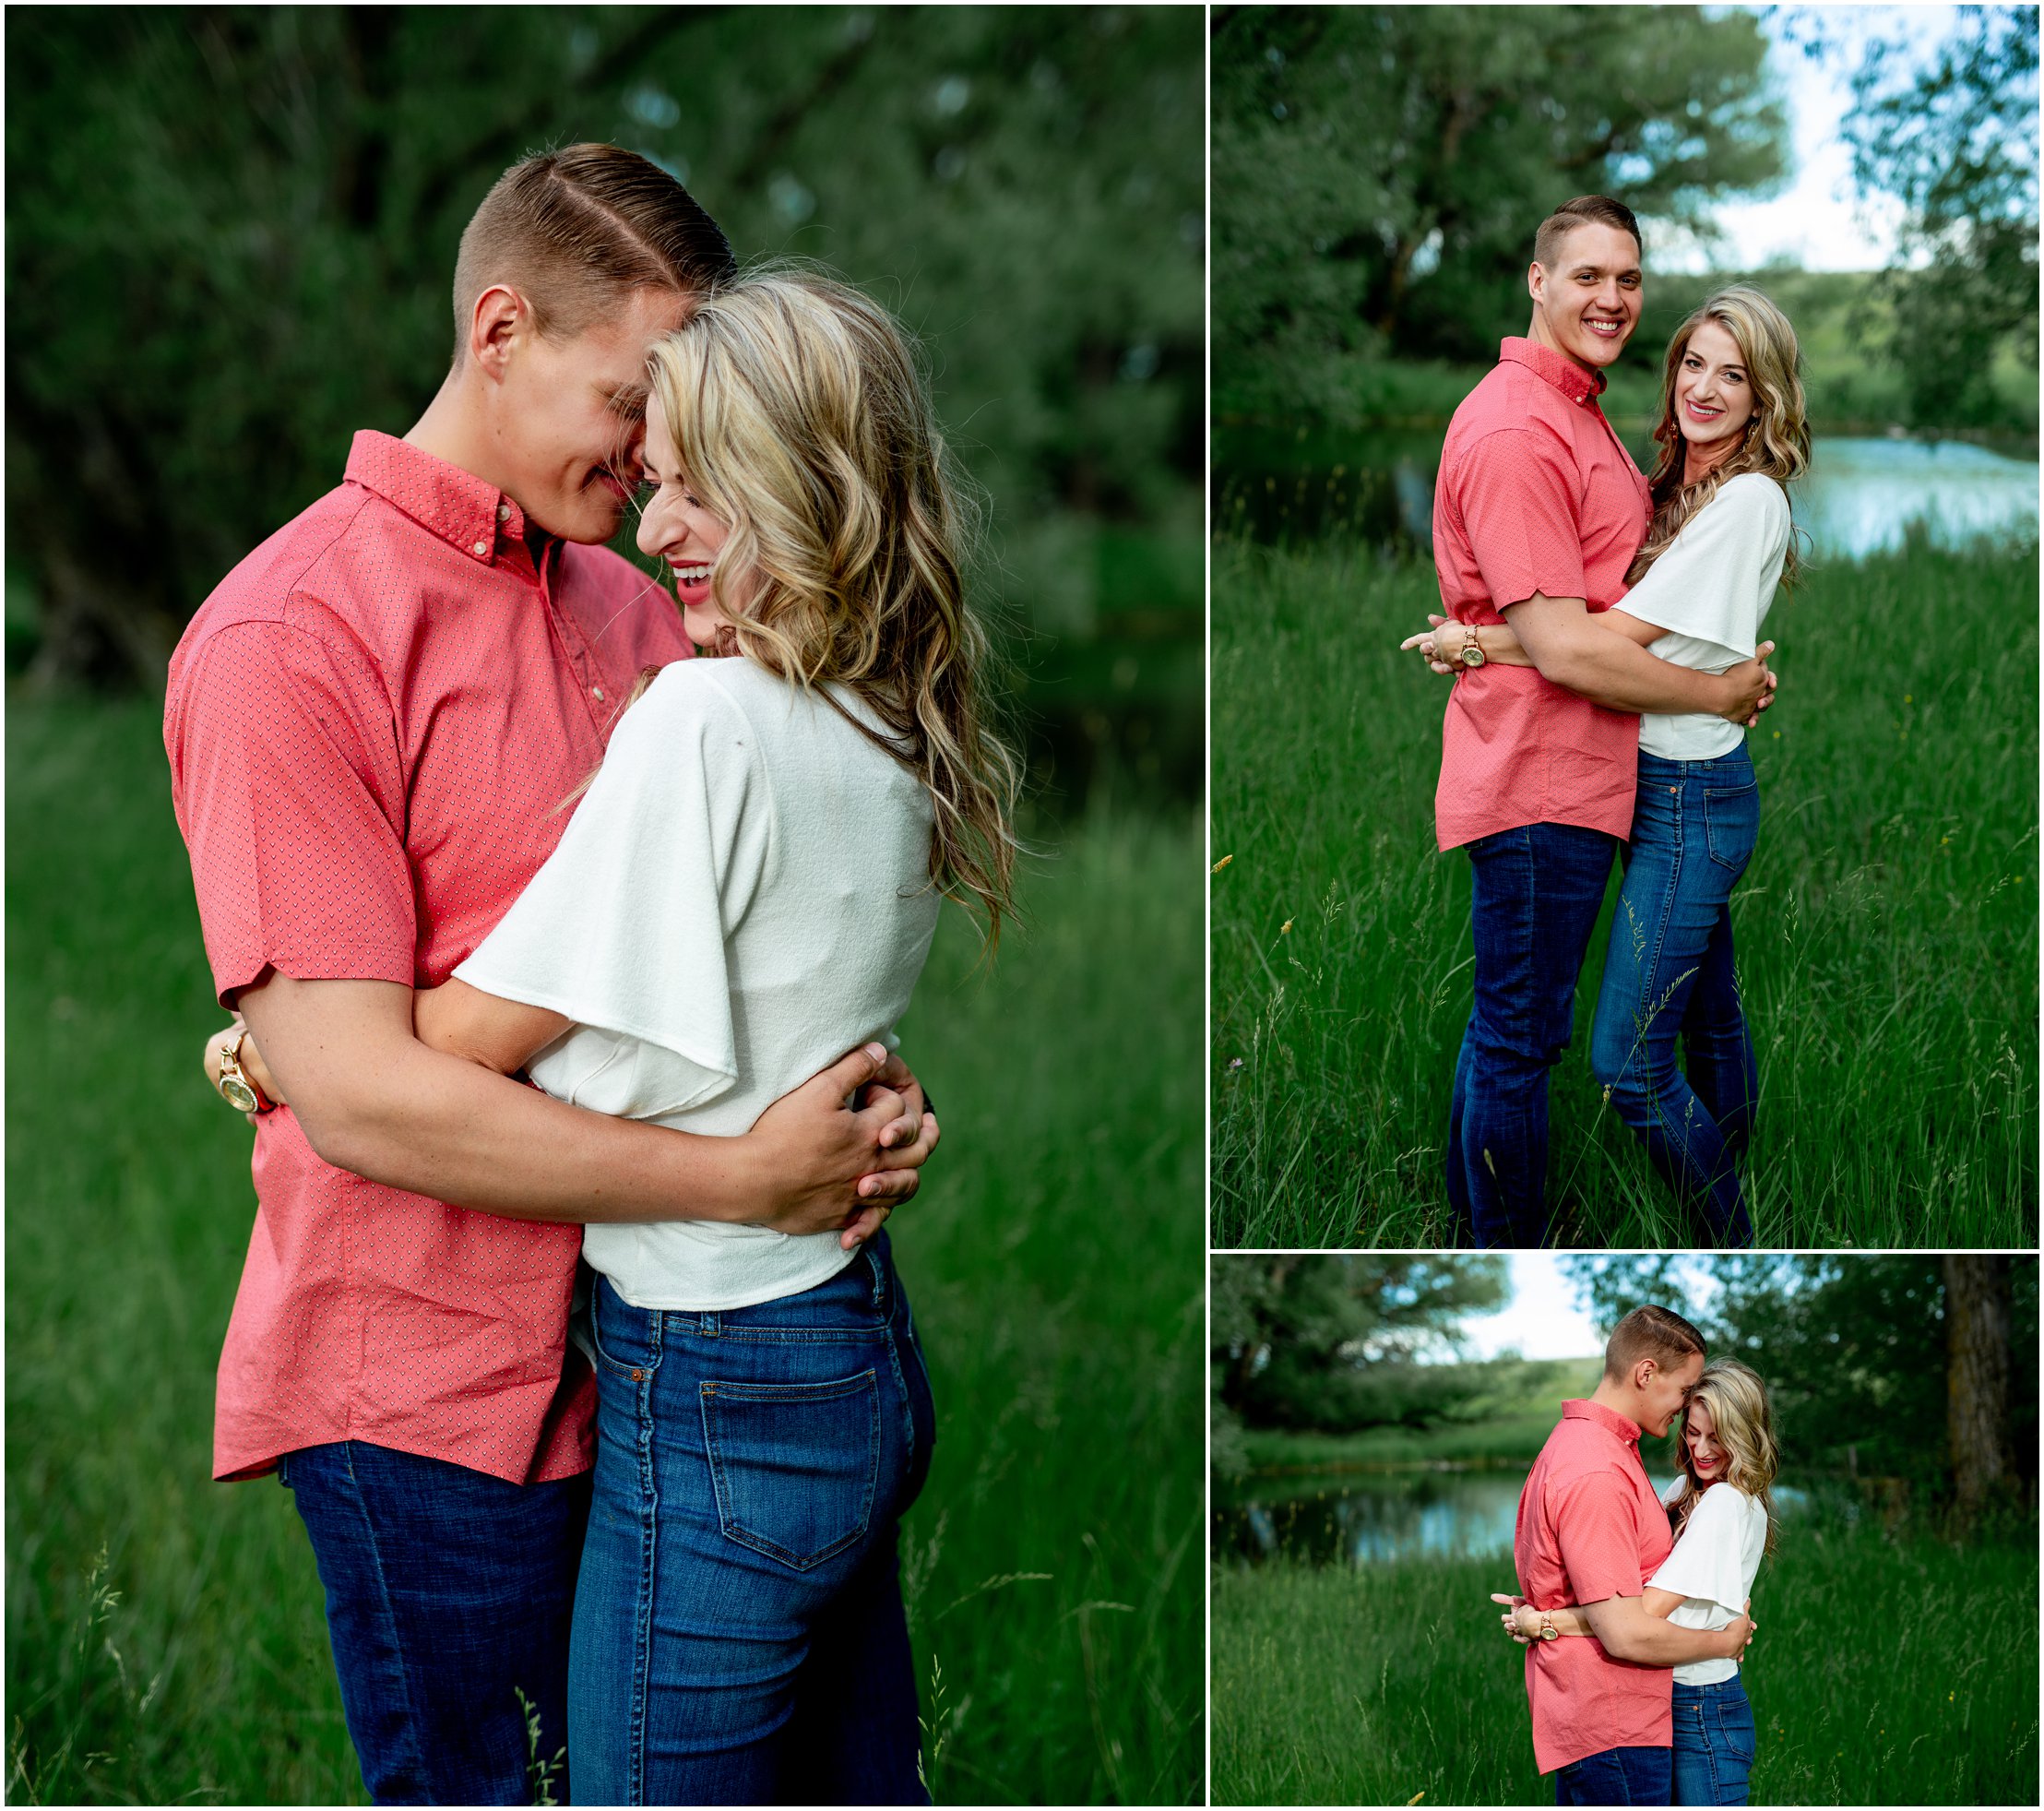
[496,503,511,522]
[471,540,489,557]
[592,686,605,702]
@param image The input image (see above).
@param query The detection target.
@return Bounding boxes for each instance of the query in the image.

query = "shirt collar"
[1563,1398,1643,1446]
[1500,336,1606,405]
[343,430,537,566]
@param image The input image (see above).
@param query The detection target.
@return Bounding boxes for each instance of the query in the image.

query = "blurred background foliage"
[1212,3,2038,437]
[6,3,1204,809]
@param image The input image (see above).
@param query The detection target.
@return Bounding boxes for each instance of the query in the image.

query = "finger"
[1489,1594,1518,1605]
[855,1167,921,1203]
[876,1108,922,1150]
[813,1041,891,1105]
[1399,633,1432,653]
[869,1051,926,1122]
[838,1203,891,1249]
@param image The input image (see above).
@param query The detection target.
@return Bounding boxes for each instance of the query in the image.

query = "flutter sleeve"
[452,663,769,1115]
[1647,1485,1753,1619]
[1617,475,1790,661]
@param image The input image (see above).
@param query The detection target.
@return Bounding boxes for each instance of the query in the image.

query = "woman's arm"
[1403,608,1663,672]
[411,978,569,1076]
[1509,1588,1684,1640]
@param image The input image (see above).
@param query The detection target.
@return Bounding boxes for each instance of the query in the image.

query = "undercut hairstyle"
[1534,195,1644,268]
[1602,1305,1706,1382]
[450,143,737,363]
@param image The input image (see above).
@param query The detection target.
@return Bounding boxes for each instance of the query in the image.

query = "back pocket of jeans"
[701,1370,881,1570]
[1703,780,1759,874]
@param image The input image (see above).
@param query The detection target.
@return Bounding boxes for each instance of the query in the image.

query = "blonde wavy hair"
[642,270,1021,948]
[1630,284,1812,591]
[1668,1356,1781,1559]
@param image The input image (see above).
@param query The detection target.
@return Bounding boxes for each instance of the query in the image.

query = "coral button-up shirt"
[1431,338,1653,852]
[165,430,692,1485]
[1514,1398,1677,1774]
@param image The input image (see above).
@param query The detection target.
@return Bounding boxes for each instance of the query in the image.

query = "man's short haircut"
[1534,195,1644,268]
[450,143,737,363]
[1602,1305,1706,1381]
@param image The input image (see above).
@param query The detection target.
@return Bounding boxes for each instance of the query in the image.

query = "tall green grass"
[4,695,1204,1805]
[1211,532,2038,1246]
[1212,1523,2039,1805]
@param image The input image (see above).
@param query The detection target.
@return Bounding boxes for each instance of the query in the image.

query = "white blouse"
[455,657,938,1312]
[1618,472,1791,761]
[1650,1474,1770,1686]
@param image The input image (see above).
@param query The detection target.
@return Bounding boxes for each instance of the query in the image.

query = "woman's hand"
[1401,618,1461,677]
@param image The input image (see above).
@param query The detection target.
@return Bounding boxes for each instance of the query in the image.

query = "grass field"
[1211,1520,2039,1806]
[1211,531,2039,1247]
[4,694,1204,1805]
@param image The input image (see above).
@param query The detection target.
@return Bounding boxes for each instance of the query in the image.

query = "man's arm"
[237,973,933,1236]
[1503,593,1775,722]
[1579,1594,1753,1666]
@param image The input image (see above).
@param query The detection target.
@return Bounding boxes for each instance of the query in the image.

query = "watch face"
[220,1075,259,1114]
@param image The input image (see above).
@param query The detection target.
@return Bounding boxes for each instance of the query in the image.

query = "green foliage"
[1213,1256,1508,1443]
[4,6,1203,802]
[4,695,1203,1805]
[1560,1257,2040,1495]
[1213,1523,2041,1805]
[1213,5,1788,377]
[1830,6,2039,427]
[1210,532,2039,1246]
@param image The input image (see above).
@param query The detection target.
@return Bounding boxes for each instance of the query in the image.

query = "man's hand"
[202,1017,263,1126]
[748,1043,941,1248]
[1721,1600,1756,1663]
[1712,644,1778,727]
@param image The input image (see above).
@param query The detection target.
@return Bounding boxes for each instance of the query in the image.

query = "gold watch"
[217,1028,273,1114]
[1458,623,1487,669]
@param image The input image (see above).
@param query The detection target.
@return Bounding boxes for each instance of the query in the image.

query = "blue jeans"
[278,1441,591,1805]
[1448,821,1620,1246]
[1671,1676,1755,1805]
[1555,1743,1673,1805]
[568,1233,937,1805]
[1590,749,1759,1245]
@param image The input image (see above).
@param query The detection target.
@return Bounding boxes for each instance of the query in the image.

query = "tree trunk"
[1943,1254,2013,1531]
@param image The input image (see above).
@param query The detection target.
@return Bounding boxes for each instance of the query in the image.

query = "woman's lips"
[671,561,713,605]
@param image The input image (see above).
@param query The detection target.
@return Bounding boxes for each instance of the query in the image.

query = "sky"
[1653,5,1972,273]
[1458,1256,1726,1361]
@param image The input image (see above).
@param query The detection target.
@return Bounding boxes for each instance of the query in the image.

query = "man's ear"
[1527,260,1546,306]
[466,283,529,383]
[1634,1357,1658,1393]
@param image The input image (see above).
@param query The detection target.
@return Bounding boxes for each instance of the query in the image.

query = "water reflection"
[1214,434,2038,561]
[1218,1468,1826,1567]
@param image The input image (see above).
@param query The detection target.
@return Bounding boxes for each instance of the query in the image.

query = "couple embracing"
[1499,1305,1778,1806]
[169,144,1015,1805]
[1404,195,1812,1247]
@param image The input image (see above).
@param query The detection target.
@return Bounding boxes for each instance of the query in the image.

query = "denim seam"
[337,1442,433,1799]
[624,1311,663,1805]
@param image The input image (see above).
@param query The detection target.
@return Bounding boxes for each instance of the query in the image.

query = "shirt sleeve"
[452,664,769,1116]
[1455,424,1588,613]
[1615,477,1790,661]
[1647,1485,1754,1619]
[1550,1468,1654,1604]
[164,613,416,1007]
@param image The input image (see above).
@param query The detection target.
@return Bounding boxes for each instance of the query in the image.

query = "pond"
[1212,426,2040,562]
[1215,1465,1832,1568]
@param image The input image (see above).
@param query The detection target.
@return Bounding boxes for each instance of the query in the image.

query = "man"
[1424,195,1778,1247]
[164,145,935,1804]
[1510,1306,1754,1805]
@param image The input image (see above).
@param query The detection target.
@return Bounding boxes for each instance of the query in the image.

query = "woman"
[210,271,1018,1803]
[1497,1359,1777,1805]
[1407,287,1811,1244]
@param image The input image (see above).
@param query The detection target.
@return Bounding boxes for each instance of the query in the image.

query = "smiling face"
[1683,1395,1728,1483]
[636,390,748,653]
[1527,221,1644,371]
[492,286,692,544]
[1672,316,1757,469]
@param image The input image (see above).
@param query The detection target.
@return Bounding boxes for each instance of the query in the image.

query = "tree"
[6,5,1204,799]
[1212,5,1788,399]
[1828,4,2038,428]
[1561,1255,2038,1523]
[1211,1254,1508,1444]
